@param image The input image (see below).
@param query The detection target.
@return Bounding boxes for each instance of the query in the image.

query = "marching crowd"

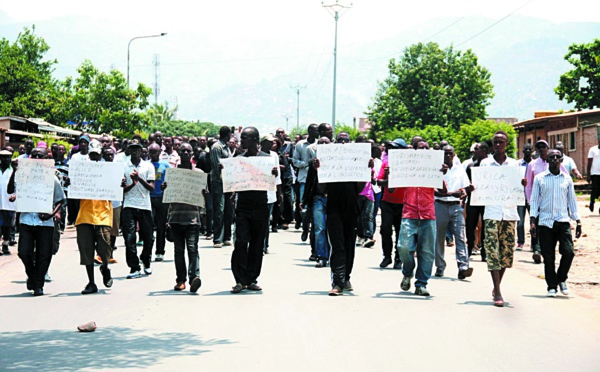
[1,122,595,307]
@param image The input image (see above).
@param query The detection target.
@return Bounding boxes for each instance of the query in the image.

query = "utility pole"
[290,85,306,131]
[153,54,160,105]
[281,114,291,132]
[322,1,351,132]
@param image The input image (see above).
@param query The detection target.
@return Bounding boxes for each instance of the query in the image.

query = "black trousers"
[231,205,269,286]
[465,205,485,257]
[280,177,294,224]
[539,222,575,291]
[379,201,403,260]
[151,197,169,255]
[328,212,357,288]
[18,224,54,289]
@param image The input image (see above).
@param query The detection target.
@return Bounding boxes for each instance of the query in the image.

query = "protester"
[102,147,119,263]
[210,126,234,248]
[530,149,581,297]
[465,142,489,258]
[516,143,533,250]
[260,134,282,254]
[588,135,600,214]
[149,143,171,262]
[0,150,16,255]
[292,124,318,238]
[161,136,180,168]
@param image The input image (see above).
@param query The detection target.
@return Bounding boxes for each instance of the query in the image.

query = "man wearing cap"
[121,139,156,279]
[71,135,91,162]
[376,138,407,269]
[75,140,114,294]
[525,139,568,264]
[588,134,600,213]
[0,149,16,255]
[8,147,66,296]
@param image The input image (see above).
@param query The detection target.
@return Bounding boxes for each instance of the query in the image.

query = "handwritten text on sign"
[163,168,208,207]
[470,166,525,206]
[15,159,55,213]
[316,143,371,183]
[388,149,444,188]
[68,161,125,201]
[222,156,276,193]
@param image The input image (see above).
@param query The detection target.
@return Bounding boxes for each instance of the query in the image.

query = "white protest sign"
[470,166,525,206]
[222,156,276,193]
[68,161,125,201]
[15,159,55,213]
[163,168,208,207]
[316,143,371,183]
[388,149,444,188]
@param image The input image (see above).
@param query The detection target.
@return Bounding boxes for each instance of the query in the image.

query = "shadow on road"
[522,294,570,300]
[299,291,357,296]
[0,327,233,371]
[51,290,110,297]
[148,290,199,296]
[459,300,513,308]
[373,292,433,300]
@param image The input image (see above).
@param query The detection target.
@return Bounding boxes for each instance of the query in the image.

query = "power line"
[456,0,534,47]
[422,17,465,42]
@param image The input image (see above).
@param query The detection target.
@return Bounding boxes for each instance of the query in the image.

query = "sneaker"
[223,241,232,246]
[343,280,353,291]
[315,260,328,268]
[532,252,542,264]
[458,267,474,280]
[415,286,430,296]
[155,254,164,262]
[99,266,113,288]
[393,258,402,270]
[44,273,52,282]
[213,243,222,248]
[301,230,309,242]
[547,289,557,297]
[559,282,569,296]
[190,277,202,293]
[2,244,9,255]
[143,266,153,275]
[174,281,186,291]
[401,275,413,291]
[309,254,318,261]
[516,244,523,251]
[328,285,343,296]
[379,257,392,268]
[127,270,142,279]
[81,283,98,295]
[363,239,376,248]
[434,268,444,277]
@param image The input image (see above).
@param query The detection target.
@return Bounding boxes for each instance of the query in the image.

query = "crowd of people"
[1,123,593,306]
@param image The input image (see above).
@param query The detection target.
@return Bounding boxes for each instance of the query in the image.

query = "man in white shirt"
[586,135,600,213]
[530,149,581,297]
[434,145,473,279]
[121,140,156,279]
[555,141,582,179]
[480,130,524,307]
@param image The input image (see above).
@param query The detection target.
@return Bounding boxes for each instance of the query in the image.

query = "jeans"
[312,195,328,260]
[398,218,436,287]
[231,204,269,285]
[517,204,530,245]
[151,197,169,255]
[327,212,357,288]
[539,222,575,291]
[357,195,374,239]
[17,224,54,289]
[121,207,154,271]
[211,180,233,244]
[171,224,200,283]
[379,201,403,260]
[434,202,469,272]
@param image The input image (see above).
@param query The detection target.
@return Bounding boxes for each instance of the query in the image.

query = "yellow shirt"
[75,199,113,227]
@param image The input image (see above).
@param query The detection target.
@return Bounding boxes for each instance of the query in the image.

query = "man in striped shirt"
[530,149,582,298]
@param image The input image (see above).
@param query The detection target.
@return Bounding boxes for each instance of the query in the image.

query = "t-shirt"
[326,182,359,215]
[76,199,113,227]
[562,155,577,174]
[377,158,404,204]
[268,151,282,204]
[70,152,89,162]
[123,159,155,211]
[150,161,170,198]
[587,146,600,175]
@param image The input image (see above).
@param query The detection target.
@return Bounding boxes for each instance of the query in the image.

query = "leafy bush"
[454,119,517,161]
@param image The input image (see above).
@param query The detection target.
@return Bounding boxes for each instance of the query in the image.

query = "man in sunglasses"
[525,140,567,264]
[530,149,581,297]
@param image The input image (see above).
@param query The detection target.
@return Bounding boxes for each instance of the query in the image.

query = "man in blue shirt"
[149,143,171,262]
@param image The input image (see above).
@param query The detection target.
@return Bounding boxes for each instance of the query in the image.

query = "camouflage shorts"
[483,220,516,271]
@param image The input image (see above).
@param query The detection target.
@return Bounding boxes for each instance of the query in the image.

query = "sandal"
[230,283,245,293]
[246,283,262,291]
[493,296,504,307]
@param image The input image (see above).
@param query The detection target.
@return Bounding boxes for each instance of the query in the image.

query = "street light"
[322,1,351,132]
[127,33,167,88]
[290,84,306,131]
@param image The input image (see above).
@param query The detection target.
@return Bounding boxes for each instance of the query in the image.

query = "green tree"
[152,119,220,138]
[146,101,178,132]
[555,39,600,110]
[372,125,456,146]
[453,119,517,161]
[0,26,59,119]
[60,60,152,133]
[366,42,494,136]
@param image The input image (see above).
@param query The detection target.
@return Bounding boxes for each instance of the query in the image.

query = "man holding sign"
[8,147,65,296]
[229,127,278,294]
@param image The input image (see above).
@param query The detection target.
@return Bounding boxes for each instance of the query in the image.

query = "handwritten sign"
[222,156,276,192]
[68,161,125,201]
[163,168,208,207]
[470,166,525,206]
[388,149,444,188]
[15,159,55,213]
[316,143,371,183]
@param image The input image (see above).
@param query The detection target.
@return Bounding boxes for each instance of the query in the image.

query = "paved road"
[1,225,599,371]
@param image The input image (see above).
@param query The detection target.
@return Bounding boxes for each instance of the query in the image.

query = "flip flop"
[230,283,244,294]
[493,298,504,307]
[77,321,97,332]
[246,283,262,291]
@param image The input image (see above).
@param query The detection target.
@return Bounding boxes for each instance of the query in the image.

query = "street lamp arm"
[127,33,167,88]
